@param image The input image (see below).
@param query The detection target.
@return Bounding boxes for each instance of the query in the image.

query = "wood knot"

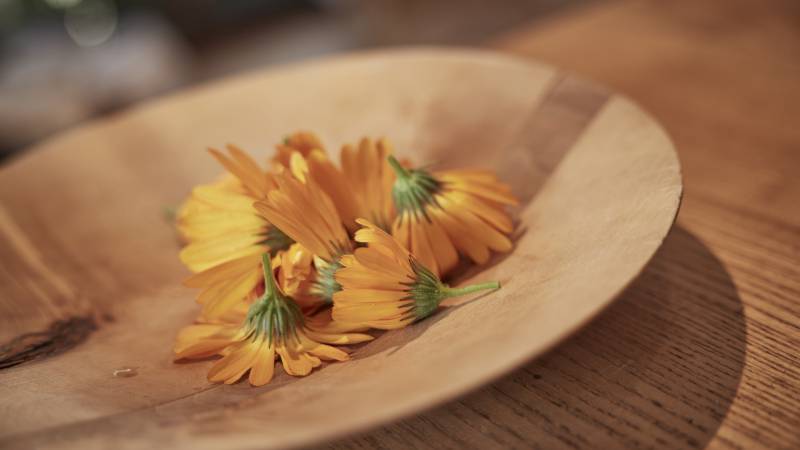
[0,316,97,369]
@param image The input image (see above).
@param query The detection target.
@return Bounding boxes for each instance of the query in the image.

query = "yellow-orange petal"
[333,288,409,304]
[174,324,227,353]
[300,334,350,361]
[334,315,415,331]
[450,191,514,233]
[305,329,374,344]
[350,247,412,280]
[430,206,490,264]
[277,345,314,376]
[425,214,459,275]
[198,265,262,319]
[358,218,408,256]
[442,195,512,253]
[207,339,260,384]
[179,233,264,273]
[184,252,263,288]
[335,268,409,290]
[189,183,256,212]
[332,300,415,325]
[209,145,272,199]
[409,216,439,275]
[248,340,276,386]
[174,326,245,360]
[289,151,309,182]
[306,149,359,231]
[304,309,373,335]
[438,171,518,205]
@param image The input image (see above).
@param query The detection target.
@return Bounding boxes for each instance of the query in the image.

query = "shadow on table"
[323,225,747,449]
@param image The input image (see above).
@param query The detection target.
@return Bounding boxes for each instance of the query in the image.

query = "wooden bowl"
[0,48,682,449]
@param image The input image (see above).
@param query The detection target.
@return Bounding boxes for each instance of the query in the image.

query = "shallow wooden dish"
[0,48,681,449]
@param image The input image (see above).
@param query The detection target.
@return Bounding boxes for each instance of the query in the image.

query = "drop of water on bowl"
[113,367,138,378]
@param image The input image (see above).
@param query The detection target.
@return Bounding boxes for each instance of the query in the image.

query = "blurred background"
[0,0,593,161]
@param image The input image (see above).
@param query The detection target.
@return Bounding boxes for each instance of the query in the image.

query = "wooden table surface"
[327,1,800,448]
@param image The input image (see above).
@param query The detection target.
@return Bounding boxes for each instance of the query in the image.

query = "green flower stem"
[387,154,411,179]
[261,254,278,297]
[247,253,303,345]
[440,281,501,298]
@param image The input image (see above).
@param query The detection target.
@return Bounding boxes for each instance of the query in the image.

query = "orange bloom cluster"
[174,132,517,386]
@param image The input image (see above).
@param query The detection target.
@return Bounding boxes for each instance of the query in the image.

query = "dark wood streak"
[0,316,96,369]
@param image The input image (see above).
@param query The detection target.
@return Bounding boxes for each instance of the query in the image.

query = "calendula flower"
[333,219,500,330]
[175,254,373,386]
[387,156,518,276]
[178,145,293,318]
[340,137,396,231]
[255,169,353,303]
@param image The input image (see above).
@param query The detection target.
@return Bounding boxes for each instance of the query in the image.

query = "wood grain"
[0,49,681,448]
[325,1,800,448]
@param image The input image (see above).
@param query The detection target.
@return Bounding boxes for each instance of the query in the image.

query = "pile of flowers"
[174,132,518,386]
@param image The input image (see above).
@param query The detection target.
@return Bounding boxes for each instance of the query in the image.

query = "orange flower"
[178,146,293,318]
[387,156,518,276]
[333,219,500,330]
[175,254,372,386]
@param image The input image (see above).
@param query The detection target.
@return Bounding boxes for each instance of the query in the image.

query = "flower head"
[178,146,293,318]
[387,156,518,276]
[175,254,373,386]
[333,219,500,330]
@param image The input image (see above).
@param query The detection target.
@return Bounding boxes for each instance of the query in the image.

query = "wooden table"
[327,1,800,448]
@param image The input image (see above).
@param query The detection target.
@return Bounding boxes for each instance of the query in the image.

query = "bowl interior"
[0,48,681,449]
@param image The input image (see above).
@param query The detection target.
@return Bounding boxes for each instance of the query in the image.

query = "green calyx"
[263,225,294,255]
[311,257,342,304]
[245,254,304,345]
[387,155,442,218]
[407,259,501,320]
